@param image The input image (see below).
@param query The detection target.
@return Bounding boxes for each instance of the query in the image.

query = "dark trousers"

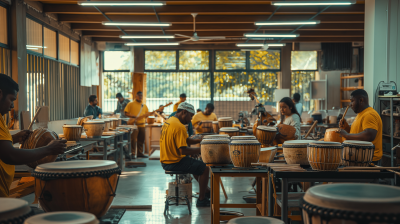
[131,127,146,156]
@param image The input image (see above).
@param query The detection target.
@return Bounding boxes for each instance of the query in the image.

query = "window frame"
[290,50,318,71]
[0,2,10,49]
[102,50,132,72]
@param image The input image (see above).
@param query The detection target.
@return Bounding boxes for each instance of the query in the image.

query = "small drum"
[259,147,278,163]
[324,128,344,143]
[62,125,83,141]
[147,116,155,125]
[212,121,219,133]
[231,136,257,140]
[200,120,213,133]
[21,128,59,168]
[342,140,375,167]
[307,141,343,171]
[228,216,284,224]
[283,140,315,165]
[203,134,230,139]
[219,127,240,137]
[83,121,105,137]
[256,125,277,146]
[32,160,121,218]
[0,198,34,224]
[301,183,400,224]
[109,118,121,129]
[24,212,99,224]
[200,139,231,165]
[218,117,233,128]
[229,140,261,167]
[329,115,338,124]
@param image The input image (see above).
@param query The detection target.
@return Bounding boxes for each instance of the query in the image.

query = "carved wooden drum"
[219,127,240,137]
[202,134,230,140]
[283,140,315,165]
[231,136,257,140]
[218,117,233,128]
[324,128,345,143]
[212,121,219,133]
[200,139,231,165]
[83,121,105,138]
[256,125,277,147]
[200,120,213,133]
[307,141,343,171]
[342,140,375,167]
[259,147,278,163]
[62,125,83,141]
[229,140,261,168]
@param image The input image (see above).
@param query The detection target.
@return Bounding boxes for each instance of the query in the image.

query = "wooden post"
[132,72,147,104]
[280,43,292,92]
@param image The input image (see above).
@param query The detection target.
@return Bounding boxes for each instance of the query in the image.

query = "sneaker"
[196,198,210,207]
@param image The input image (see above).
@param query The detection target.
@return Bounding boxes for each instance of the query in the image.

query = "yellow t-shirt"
[160,117,188,164]
[192,112,218,134]
[124,100,149,128]
[350,107,383,161]
[173,101,182,112]
[0,115,14,197]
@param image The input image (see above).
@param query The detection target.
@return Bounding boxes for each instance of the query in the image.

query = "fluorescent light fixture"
[255,21,320,26]
[26,45,47,48]
[124,43,180,46]
[103,22,171,26]
[236,43,286,47]
[27,47,39,50]
[120,35,175,39]
[78,1,165,6]
[244,34,299,38]
[272,1,355,6]
[268,43,286,47]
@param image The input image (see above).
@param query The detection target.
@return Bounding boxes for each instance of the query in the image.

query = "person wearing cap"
[160,102,210,207]
[192,103,218,134]
[173,93,187,112]
[114,93,130,119]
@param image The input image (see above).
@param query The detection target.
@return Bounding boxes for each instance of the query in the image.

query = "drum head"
[201,139,230,144]
[261,147,277,151]
[343,140,374,146]
[309,141,342,147]
[83,121,105,124]
[0,198,31,221]
[35,160,118,173]
[220,127,239,132]
[63,125,82,128]
[230,140,260,144]
[231,136,257,140]
[212,121,219,124]
[227,216,284,224]
[218,117,233,121]
[24,212,98,224]
[257,126,277,132]
[203,134,230,139]
[325,128,339,132]
[283,140,315,146]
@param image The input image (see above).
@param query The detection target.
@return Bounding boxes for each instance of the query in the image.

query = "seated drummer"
[338,89,383,164]
[192,103,217,134]
[160,102,210,207]
[0,74,67,197]
[84,95,102,119]
[279,97,301,140]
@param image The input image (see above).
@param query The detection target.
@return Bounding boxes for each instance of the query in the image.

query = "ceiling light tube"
[268,43,286,47]
[78,1,165,6]
[120,35,175,39]
[255,21,320,26]
[236,43,286,47]
[26,45,47,48]
[124,43,180,46]
[103,22,171,26]
[236,44,264,47]
[272,1,355,6]
[244,34,299,38]
[27,48,39,50]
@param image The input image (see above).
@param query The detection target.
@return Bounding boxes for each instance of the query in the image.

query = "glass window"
[26,18,43,54]
[250,50,280,70]
[215,51,246,70]
[58,34,70,62]
[179,50,209,70]
[70,40,79,65]
[0,6,7,45]
[44,27,57,58]
[291,51,318,70]
[104,51,132,71]
[291,71,315,112]
[103,72,132,112]
[145,51,176,70]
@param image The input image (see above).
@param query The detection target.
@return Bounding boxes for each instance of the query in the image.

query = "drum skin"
[219,128,240,137]
[62,125,83,141]
[324,128,345,143]
[200,140,231,165]
[307,142,343,171]
[256,127,277,147]
[229,140,261,168]
[0,198,34,224]
[274,124,296,145]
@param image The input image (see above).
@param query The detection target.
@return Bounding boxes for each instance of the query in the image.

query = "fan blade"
[179,39,194,43]
[175,34,192,38]
[198,36,226,39]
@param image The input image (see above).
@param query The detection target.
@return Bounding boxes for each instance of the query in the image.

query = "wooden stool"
[164,170,191,215]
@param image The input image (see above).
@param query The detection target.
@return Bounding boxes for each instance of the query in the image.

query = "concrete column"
[280,43,292,91]
[133,47,144,73]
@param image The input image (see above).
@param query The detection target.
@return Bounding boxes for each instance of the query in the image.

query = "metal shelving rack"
[340,73,364,108]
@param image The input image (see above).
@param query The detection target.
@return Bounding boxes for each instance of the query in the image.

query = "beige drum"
[62,125,83,141]
[307,141,343,171]
[218,117,233,128]
[200,139,231,165]
[212,121,219,133]
[342,140,375,167]
[229,140,261,167]
[228,216,284,224]
[231,136,257,140]
[219,127,240,137]
[0,198,34,224]
[203,134,230,139]
[98,119,111,132]
[329,116,338,124]
[200,120,213,133]
[83,121,105,137]
[301,183,400,224]
[109,118,121,129]
[324,128,345,143]
[24,212,99,224]
[256,125,277,147]
[259,147,278,163]
[283,140,315,165]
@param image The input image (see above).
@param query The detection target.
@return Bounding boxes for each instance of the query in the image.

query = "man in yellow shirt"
[0,74,67,197]
[160,102,210,207]
[173,93,186,112]
[192,103,217,134]
[339,89,383,163]
[125,91,152,158]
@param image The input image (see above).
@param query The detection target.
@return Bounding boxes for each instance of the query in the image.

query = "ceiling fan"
[239,44,269,52]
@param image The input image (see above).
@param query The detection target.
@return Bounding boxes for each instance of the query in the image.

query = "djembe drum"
[228,216,284,224]
[307,141,343,171]
[82,121,105,137]
[218,117,233,128]
[200,139,231,165]
[202,134,230,139]
[231,136,257,140]
[32,160,121,218]
[259,147,278,163]
[324,128,345,143]
[200,120,213,133]
[342,140,375,167]
[301,183,400,224]
[219,127,240,137]
[212,121,219,133]
[24,212,99,224]
[229,140,261,167]
[283,140,315,165]
[256,125,277,147]
[62,125,83,141]
[0,198,34,224]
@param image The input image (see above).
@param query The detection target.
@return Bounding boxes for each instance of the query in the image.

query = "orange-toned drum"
[24,211,99,224]
[307,141,343,171]
[219,127,240,137]
[259,147,278,163]
[212,121,219,133]
[62,125,83,141]
[256,126,277,147]
[83,121,105,137]
[283,140,315,165]
[200,120,213,133]
[0,198,34,224]
[147,116,155,125]
[98,119,111,131]
[200,139,231,165]
[202,134,230,139]
[33,160,120,218]
[274,124,297,144]
[324,128,345,143]
[218,117,233,128]
[301,183,400,224]
[342,140,375,167]
[229,140,261,167]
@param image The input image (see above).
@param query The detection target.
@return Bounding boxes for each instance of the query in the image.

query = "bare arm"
[178,146,200,156]
[187,138,202,145]
[339,128,377,142]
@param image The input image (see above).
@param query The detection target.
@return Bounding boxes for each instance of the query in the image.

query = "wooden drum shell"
[307,143,343,171]
[62,126,83,141]
[229,141,261,168]
[200,121,213,133]
[218,119,233,128]
[212,122,219,133]
[256,127,277,147]
[83,122,105,137]
[283,146,309,165]
[201,141,231,165]
[147,116,155,125]
[324,128,345,143]
[342,142,375,167]
[219,128,240,137]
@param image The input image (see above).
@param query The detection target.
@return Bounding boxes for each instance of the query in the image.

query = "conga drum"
[32,160,121,218]
[307,141,343,171]
[324,128,345,143]
[62,125,83,141]
[203,134,230,139]
[200,139,231,165]
[231,136,257,140]
[219,127,240,137]
[218,117,233,128]
[0,198,34,224]
[98,119,111,131]
[282,140,315,165]
[229,140,261,167]
[212,121,219,133]
[228,216,284,224]
[109,118,120,129]
[301,183,400,224]
[83,121,105,137]
[256,125,277,147]
[342,140,375,167]
[147,116,155,125]
[259,147,278,163]
[200,120,213,133]
[21,128,59,168]
[24,212,99,224]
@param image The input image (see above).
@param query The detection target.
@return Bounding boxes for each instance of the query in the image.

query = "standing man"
[160,102,210,207]
[338,89,383,164]
[114,93,130,124]
[0,74,67,197]
[173,93,187,112]
[292,93,303,115]
[84,95,102,119]
[125,91,152,158]
[192,103,218,134]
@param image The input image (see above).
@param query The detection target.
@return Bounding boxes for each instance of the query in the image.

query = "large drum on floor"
[259,147,278,163]
[21,128,59,169]
[0,198,34,224]
[342,140,375,167]
[256,126,277,147]
[24,212,99,224]
[83,121,105,137]
[301,183,400,224]
[32,160,121,218]
[218,117,233,128]
[62,125,83,141]
[231,136,257,140]
[219,127,240,137]
[212,121,219,133]
[203,134,230,139]
[200,139,231,165]
[307,141,343,171]
[283,140,315,165]
[324,128,345,143]
[229,140,261,167]
[200,120,213,133]
[227,216,284,224]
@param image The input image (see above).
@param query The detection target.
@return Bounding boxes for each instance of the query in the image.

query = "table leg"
[128,131,132,157]
[268,174,274,216]
[256,177,261,216]
[103,140,107,160]
[86,151,90,160]
[262,177,266,216]
[281,178,288,224]
[210,172,214,223]
[213,173,220,224]
[220,177,228,200]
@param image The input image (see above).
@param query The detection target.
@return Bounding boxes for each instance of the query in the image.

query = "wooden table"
[58,141,97,161]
